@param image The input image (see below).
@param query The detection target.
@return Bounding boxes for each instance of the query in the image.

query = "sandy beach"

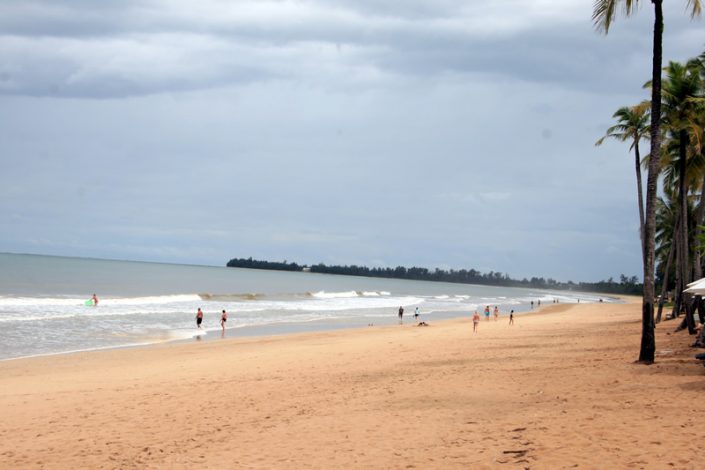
[1,300,704,469]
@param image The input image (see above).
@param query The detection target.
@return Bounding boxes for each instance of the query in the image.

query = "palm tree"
[687,54,705,299]
[658,60,705,333]
[655,189,678,323]
[593,0,702,363]
[657,132,705,324]
[596,103,650,259]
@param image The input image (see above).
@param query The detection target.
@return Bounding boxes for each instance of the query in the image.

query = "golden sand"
[1,300,704,469]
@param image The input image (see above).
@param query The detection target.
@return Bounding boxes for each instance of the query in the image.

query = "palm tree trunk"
[634,139,646,262]
[693,173,705,323]
[656,242,674,323]
[639,0,663,363]
[671,255,682,319]
[678,130,696,334]
[670,212,683,319]
[693,173,705,280]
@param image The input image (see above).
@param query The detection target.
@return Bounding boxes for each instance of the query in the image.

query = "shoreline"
[0,309,489,364]
[3,299,699,468]
[0,300,558,363]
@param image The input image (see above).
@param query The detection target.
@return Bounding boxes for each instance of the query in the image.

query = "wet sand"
[1,300,704,469]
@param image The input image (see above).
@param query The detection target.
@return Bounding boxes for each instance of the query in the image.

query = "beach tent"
[684,277,705,295]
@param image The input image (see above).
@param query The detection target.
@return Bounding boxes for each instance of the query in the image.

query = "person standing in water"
[473,311,480,333]
[398,306,404,324]
[220,309,228,333]
[509,310,514,325]
[493,306,499,321]
[484,305,490,321]
[92,293,99,306]
[196,308,204,329]
[414,307,420,321]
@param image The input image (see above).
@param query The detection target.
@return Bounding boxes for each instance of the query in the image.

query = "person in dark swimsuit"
[196,308,204,329]
[220,309,228,332]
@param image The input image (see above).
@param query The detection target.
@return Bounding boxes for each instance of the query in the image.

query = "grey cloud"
[0,0,143,37]
[0,1,701,281]
[2,1,701,99]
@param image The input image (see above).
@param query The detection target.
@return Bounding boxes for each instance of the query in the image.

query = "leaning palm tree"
[593,0,702,363]
[596,103,650,259]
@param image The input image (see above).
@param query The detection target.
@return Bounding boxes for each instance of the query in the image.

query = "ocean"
[0,253,610,360]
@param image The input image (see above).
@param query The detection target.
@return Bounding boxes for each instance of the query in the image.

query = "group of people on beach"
[398,303,519,331]
[196,308,228,332]
[530,298,560,309]
[397,306,427,326]
[471,306,515,332]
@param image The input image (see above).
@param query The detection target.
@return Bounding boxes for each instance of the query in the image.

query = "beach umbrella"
[684,277,705,294]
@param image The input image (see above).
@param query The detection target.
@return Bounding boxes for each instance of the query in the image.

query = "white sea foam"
[168,329,208,340]
[311,290,359,299]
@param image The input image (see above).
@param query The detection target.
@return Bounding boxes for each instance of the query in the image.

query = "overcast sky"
[1,1,704,282]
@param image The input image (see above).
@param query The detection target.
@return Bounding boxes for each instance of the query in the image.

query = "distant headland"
[226,257,642,295]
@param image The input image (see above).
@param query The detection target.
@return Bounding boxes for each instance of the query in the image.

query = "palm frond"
[688,0,703,18]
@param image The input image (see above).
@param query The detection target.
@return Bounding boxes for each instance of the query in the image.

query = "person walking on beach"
[473,311,480,333]
[398,306,404,324]
[220,309,228,332]
[92,293,99,306]
[196,308,204,329]
[484,305,490,321]
[509,310,514,325]
[493,306,499,321]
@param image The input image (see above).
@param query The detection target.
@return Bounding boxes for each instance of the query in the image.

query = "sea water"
[0,253,609,360]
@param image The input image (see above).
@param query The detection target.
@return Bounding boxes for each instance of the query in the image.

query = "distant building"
[302,267,311,272]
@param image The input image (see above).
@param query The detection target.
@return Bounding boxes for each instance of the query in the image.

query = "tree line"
[226,257,642,295]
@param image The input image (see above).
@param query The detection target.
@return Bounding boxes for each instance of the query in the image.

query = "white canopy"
[684,277,705,295]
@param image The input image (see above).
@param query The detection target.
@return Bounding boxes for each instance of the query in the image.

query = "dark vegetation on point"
[226,257,643,295]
